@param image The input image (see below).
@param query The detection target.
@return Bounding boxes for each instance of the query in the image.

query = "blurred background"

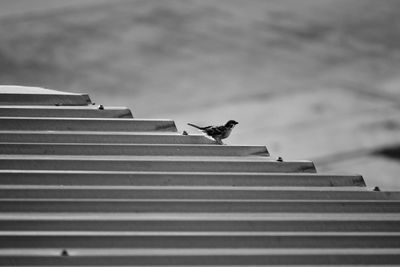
[0,0,399,189]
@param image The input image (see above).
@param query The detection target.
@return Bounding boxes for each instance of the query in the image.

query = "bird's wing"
[205,125,226,136]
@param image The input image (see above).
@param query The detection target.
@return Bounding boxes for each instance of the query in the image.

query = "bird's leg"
[214,137,223,145]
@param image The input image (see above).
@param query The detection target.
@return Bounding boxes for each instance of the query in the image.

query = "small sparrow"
[188,120,238,144]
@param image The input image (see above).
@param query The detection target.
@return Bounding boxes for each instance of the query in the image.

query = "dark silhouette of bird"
[188,120,238,144]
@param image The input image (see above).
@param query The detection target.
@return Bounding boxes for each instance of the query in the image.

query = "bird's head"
[225,120,239,128]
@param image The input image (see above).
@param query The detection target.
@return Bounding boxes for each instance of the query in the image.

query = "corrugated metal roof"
[0,86,400,266]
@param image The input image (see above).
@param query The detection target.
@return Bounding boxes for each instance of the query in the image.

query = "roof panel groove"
[0,106,133,118]
[1,251,400,265]
[0,171,366,186]
[1,199,400,213]
[2,233,400,249]
[0,118,177,132]
[0,143,270,157]
[0,131,215,144]
[1,187,398,200]
[0,86,92,106]
[0,158,317,173]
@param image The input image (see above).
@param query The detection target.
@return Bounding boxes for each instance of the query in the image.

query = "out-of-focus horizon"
[1,0,399,189]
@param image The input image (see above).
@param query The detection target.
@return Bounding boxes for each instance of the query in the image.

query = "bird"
[187,120,238,144]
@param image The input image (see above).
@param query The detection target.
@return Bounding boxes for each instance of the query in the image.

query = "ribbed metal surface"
[0,85,91,106]
[0,131,216,144]
[0,87,399,266]
[0,143,270,157]
[0,117,177,132]
[0,105,133,118]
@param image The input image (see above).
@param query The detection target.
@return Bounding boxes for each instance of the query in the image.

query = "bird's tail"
[187,123,205,130]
